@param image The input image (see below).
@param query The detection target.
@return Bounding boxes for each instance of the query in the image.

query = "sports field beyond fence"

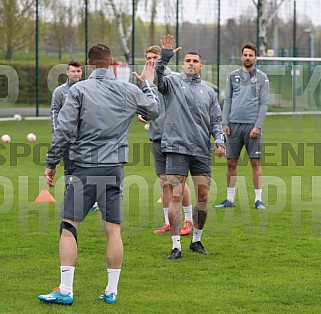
[0,114,320,313]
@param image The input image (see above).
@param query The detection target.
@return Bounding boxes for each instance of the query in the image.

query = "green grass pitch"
[0,114,320,313]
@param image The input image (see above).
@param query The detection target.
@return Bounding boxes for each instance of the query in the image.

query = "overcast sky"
[136,0,321,26]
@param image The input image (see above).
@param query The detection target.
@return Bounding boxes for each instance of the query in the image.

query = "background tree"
[223,16,256,60]
[163,0,176,35]
[47,0,75,60]
[144,0,157,46]
[0,0,35,60]
[76,1,113,59]
[251,0,285,56]
[88,9,113,45]
[102,0,139,63]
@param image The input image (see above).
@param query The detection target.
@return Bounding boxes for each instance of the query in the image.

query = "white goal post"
[255,56,321,115]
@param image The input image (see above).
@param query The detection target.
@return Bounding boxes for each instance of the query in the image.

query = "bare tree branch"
[144,0,158,45]
[103,0,139,62]
[253,0,286,56]
[251,0,258,7]
[267,0,285,25]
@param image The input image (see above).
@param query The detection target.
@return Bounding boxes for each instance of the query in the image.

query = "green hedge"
[0,61,69,106]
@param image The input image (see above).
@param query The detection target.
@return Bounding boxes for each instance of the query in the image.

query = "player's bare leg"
[153,174,171,234]
[167,175,186,259]
[181,184,193,235]
[190,174,210,255]
[250,158,266,209]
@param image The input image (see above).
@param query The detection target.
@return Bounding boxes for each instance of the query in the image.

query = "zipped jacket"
[157,60,224,158]
[50,79,74,135]
[222,67,269,129]
[46,68,160,168]
[148,66,172,141]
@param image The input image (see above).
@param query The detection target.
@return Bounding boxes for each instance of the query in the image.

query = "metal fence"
[0,0,321,114]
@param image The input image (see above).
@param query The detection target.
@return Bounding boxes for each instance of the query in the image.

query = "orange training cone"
[34,189,56,202]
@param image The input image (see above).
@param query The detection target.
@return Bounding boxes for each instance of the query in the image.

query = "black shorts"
[226,123,262,159]
[61,165,124,223]
[166,153,211,177]
[152,141,166,175]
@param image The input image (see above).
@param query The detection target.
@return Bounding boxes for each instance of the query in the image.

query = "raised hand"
[132,59,155,82]
[160,34,182,55]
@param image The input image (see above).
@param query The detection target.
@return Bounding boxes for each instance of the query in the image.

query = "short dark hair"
[184,51,202,62]
[88,43,112,67]
[241,43,257,56]
[67,59,81,69]
[145,45,161,56]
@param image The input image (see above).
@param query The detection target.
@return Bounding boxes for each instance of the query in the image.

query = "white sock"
[171,235,181,250]
[255,189,262,202]
[105,268,121,295]
[59,266,75,296]
[163,207,169,225]
[227,187,236,202]
[192,228,203,243]
[183,205,193,221]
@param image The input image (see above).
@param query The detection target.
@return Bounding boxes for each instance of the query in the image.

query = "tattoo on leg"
[168,210,182,235]
[167,175,184,186]
[168,175,185,198]
[192,206,208,230]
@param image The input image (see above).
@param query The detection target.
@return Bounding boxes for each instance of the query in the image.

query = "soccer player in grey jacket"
[38,44,160,306]
[215,43,269,210]
[134,45,194,236]
[156,35,226,260]
[51,60,82,176]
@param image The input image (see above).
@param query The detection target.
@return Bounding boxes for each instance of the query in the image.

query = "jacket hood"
[89,68,116,80]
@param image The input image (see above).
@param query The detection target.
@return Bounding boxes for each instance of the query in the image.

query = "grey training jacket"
[157,61,224,159]
[50,79,74,135]
[222,67,269,129]
[46,68,160,168]
[148,66,172,141]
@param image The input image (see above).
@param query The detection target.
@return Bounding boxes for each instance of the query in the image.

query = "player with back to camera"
[134,45,193,236]
[51,60,99,212]
[155,35,225,260]
[215,43,269,210]
[38,43,160,305]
